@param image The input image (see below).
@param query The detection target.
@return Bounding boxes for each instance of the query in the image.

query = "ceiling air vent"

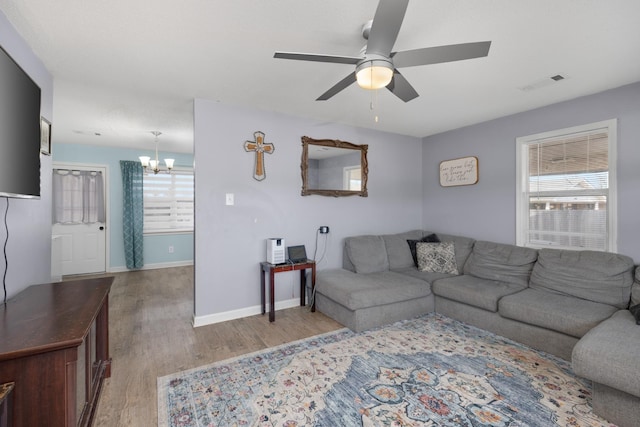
[519,74,568,92]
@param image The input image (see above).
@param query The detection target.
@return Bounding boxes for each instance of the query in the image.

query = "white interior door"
[52,163,108,276]
[53,222,106,275]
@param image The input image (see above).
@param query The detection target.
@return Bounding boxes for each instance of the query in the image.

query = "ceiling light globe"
[356,64,393,90]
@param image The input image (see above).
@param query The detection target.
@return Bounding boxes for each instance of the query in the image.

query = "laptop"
[287,245,307,263]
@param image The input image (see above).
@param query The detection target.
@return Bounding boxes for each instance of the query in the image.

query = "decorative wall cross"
[244,131,275,181]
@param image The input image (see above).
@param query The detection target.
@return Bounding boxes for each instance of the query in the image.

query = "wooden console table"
[260,260,315,322]
[0,277,113,427]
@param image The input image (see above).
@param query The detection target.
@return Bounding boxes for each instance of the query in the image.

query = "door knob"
[99,226,105,230]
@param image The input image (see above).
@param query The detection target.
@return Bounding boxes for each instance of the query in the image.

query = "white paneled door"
[52,163,108,276]
[53,222,106,275]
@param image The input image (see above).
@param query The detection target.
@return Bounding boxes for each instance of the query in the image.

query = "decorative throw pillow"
[416,242,458,274]
[407,233,440,267]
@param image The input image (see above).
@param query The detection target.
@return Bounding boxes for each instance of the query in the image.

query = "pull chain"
[368,65,380,123]
[370,87,380,123]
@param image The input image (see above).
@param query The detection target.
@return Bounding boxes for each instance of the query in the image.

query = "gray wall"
[0,11,54,299]
[422,82,640,262]
[194,100,423,319]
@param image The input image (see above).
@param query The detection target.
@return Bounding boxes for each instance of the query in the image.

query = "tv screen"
[0,45,42,199]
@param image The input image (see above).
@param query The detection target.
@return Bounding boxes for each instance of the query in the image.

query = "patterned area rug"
[158,314,614,426]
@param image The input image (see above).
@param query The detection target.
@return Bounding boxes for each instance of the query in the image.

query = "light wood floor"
[83,266,344,426]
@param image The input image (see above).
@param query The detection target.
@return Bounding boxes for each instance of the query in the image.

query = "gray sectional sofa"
[314,229,640,427]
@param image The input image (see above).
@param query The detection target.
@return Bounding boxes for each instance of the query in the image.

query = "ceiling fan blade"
[274,51,362,65]
[366,0,409,56]
[392,41,492,68]
[386,70,419,102]
[316,72,357,101]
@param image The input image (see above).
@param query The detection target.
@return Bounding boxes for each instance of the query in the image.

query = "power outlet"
[319,226,330,234]
[225,193,234,206]
[168,246,174,254]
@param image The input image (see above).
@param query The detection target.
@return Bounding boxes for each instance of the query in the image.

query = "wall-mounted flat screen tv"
[0,44,42,199]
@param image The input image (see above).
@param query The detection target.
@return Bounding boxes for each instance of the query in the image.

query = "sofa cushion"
[344,235,389,274]
[463,241,538,287]
[432,275,526,312]
[430,232,475,274]
[572,310,640,398]
[381,230,425,270]
[530,249,634,308]
[406,233,440,268]
[416,242,458,274]
[315,269,432,311]
[499,288,618,338]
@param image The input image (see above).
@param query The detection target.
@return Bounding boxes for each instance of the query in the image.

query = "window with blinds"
[143,170,194,233]
[516,119,617,251]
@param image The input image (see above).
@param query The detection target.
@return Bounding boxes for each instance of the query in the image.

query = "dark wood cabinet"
[0,382,14,427]
[0,277,113,427]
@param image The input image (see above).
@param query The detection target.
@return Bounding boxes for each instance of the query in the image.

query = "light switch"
[225,193,234,205]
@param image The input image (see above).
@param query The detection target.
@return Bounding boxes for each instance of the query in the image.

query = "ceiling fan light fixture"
[356,60,393,90]
[274,0,491,102]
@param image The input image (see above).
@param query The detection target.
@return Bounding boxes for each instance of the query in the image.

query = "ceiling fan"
[274,0,491,102]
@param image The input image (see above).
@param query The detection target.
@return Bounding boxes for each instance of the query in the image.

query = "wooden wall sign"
[439,156,478,187]
[244,131,275,181]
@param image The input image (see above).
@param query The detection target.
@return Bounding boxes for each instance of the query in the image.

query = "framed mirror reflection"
[301,136,368,197]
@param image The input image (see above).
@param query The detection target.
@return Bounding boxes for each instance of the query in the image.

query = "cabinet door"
[76,338,87,424]
[89,322,98,385]
[78,318,108,427]
[77,325,99,427]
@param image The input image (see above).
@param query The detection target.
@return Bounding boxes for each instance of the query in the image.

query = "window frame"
[142,167,194,235]
[515,119,617,252]
[343,165,362,191]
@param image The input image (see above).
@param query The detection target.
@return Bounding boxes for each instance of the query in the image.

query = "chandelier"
[139,131,174,174]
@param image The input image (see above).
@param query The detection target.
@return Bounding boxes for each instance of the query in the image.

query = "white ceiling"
[2,0,639,154]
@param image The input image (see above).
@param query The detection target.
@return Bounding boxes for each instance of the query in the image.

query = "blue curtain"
[120,161,144,269]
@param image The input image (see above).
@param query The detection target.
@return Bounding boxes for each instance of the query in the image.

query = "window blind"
[143,171,194,233]
[526,129,609,250]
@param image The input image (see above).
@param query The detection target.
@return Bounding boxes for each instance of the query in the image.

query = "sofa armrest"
[572,310,640,398]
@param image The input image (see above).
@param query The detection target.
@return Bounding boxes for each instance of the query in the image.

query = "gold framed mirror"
[301,136,368,197]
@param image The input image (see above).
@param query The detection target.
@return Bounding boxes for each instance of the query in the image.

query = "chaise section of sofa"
[315,230,468,332]
[315,269,434,332]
